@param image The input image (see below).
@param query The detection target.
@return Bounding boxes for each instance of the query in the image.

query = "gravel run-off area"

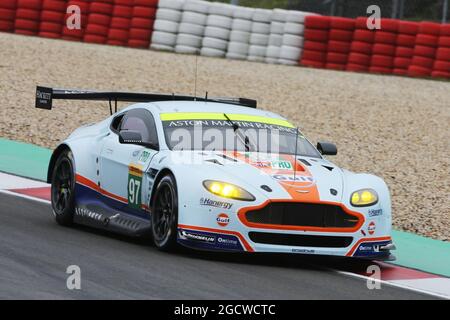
[0,33,449,241]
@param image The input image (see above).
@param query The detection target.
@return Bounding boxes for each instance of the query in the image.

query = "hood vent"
[322,165,334,171]
[205,159,223,165]
[299,159,311,166]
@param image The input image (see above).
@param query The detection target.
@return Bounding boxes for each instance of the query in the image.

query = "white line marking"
[337,270,449,300]
[0,189,50,205]
[0,172,48,189]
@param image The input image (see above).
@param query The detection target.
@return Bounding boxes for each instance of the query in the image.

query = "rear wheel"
[51,150,76,226]
[151,174,178,251]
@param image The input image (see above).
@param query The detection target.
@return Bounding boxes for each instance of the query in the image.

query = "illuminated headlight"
[203,180,255,201]
[351,189,378,207]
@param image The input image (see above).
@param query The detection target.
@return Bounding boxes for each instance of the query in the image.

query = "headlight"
[350,189,378,207]
[203,180,255,201]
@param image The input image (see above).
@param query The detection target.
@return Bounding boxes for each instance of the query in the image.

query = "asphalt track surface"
[0,193,433,300]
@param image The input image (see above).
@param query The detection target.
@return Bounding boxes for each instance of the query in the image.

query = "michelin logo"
[180,230,215,243]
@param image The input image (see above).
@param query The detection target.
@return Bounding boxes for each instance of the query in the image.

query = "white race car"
[36,86,395,260]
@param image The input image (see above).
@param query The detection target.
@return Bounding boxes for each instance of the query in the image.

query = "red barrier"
[367,19,398,74]
[14,0,42,35]
[0,0,17,33]
[127,0,157,48]
[325,17,354,70]
[107,1,133,46]
[300,16,331,68]
[431,24,450,78]
[407,21,441,76]
[83,1,113,44]
[346,17,374,72]
[301,15,449,79]
[392,21,418,75]
[38,0,67,39]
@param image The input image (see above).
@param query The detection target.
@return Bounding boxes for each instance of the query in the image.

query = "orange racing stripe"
[75,174,150,211]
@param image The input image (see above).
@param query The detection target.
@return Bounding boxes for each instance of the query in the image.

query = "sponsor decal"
[368,208,383,217]
[271,160,292,170]
[217,237,238,246]
[368,221,376,235]
[75,207,104,222]
[271,174,314,183]
[292,248,315,254]
[178,229,244,251]
[216,213,230,227]
[253,161,271,168]
[359,245,374,252]
[354,241,390,257]
[200,197,233,210]
[179,230,216,243]
[252,160,292,170]
[139,150,152,163]
[271,174,316,188]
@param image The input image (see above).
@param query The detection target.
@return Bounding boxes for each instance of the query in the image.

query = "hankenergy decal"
[200,197,233,210]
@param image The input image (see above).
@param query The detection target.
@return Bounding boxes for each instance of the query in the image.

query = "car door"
[99,108,159,214]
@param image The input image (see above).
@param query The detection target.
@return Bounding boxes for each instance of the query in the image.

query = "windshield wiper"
[223,113,255,152]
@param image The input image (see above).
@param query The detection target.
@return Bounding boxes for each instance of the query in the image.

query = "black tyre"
[51,150,76,226]
[151,174,178,251]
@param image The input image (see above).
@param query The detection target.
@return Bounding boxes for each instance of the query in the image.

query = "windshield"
[161,113,321,158]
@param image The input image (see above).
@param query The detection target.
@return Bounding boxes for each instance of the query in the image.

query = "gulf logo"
[368,221,376,235]
[216,213,230,227]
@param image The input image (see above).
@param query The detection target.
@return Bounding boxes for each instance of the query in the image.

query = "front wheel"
[151,174,178,251]
[51,150,76,226]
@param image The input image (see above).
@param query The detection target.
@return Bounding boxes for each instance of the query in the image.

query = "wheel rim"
[153,184,174,242]
[52,158,73,214]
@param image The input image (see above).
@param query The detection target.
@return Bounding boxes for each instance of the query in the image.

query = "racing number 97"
[128,168,142,209]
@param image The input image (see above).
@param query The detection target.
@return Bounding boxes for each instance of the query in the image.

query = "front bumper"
[177,200,394,260]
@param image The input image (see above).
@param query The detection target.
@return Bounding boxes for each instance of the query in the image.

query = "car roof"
[130,100,287,121]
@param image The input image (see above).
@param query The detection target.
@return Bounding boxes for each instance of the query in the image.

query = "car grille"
[244,202,360,229]
[249,232,353,248]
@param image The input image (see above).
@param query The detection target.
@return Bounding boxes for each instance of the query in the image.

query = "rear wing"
[35,86,257,114]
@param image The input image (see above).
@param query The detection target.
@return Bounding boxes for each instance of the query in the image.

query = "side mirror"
[119,130,143,145]
[317,141,337,155]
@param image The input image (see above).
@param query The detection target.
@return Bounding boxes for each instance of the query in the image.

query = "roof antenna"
[205,91,208,100]
[194,54,198,101]
[293,127,299,183]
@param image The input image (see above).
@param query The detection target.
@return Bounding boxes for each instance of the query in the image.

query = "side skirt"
[74,183,151,237]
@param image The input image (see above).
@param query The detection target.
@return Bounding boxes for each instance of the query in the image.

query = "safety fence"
[0,0,449,79]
